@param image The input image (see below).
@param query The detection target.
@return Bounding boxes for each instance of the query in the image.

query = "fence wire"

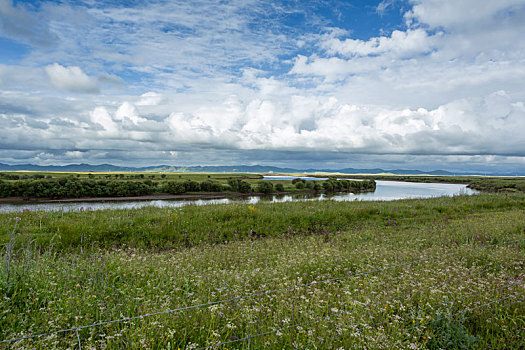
[297,277,524,349]
[298,288,525,350]
[197,261,524,349]
[1,238,523,346]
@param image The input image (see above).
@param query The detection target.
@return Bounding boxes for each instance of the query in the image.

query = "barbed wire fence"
[1,238,523,349]
[296,277,524,349]
[197,263,524,349]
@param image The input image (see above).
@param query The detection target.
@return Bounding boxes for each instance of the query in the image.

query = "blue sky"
[1,0,525,173]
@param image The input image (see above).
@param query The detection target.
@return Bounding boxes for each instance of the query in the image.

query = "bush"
[228,179,252,193]
[275,183,285,192]
[322,181,334,192]
[257,181,274,194]
[295,181,305,189]
[164,181,185,194]
[200,180,223,192]
[183,180,200,192]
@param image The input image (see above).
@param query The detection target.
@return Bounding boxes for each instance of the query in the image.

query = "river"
[0,180,478,213]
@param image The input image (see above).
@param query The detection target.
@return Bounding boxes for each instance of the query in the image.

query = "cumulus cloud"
[136,92,163,106]
[1,0,525,172]
[290,1,525,110]
[82,91,525,157]
[90,106,118,134]
[89,102,151,139]
[45,63,99,93]
[319,28,433,58]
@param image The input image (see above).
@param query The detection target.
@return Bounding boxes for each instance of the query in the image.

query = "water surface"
[0,181,478,213]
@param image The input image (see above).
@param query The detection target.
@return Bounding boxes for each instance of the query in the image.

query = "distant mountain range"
[0,162,519,176]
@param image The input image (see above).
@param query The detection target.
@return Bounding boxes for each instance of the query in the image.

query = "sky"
[1,0,525,173]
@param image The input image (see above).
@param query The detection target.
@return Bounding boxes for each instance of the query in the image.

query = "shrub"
[257,181,274,194]
[183,180,200,192]
[164,181,185,194]
[200,180,223,192]
[228,179,252,193]
[322,181,334,192]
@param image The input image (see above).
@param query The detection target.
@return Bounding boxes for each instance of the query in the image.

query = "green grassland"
[1,193,524,349]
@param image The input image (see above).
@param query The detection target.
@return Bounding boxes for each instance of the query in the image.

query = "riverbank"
[0,191,277,204]
[0,192,521,250]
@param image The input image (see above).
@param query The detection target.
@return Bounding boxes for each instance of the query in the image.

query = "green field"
[1,192,524,349]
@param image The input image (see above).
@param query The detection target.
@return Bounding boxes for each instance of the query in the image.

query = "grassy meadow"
[0,189,524,348]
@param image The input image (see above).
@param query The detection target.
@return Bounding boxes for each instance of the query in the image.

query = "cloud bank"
[0,0,524,172]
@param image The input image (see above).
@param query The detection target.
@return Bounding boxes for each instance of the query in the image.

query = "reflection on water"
[0,181,478,213]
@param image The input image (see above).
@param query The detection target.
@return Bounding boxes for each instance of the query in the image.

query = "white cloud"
[290,1,525,111]
[162,92,525,157]
[136,92,163,106]
[320,29,433,58]
[1,0,525,171]
[45,63,99,93]
[405,0,525,29]
[90,106,118,135]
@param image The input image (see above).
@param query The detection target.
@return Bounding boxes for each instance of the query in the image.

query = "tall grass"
[0,193,524,349]
[1,193,524,250]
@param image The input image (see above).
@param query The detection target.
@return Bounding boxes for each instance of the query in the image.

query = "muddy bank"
[0,191,314,204]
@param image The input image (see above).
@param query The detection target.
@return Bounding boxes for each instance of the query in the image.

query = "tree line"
[0,177,376,199]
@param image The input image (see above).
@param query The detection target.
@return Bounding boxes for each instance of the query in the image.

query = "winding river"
[0,180,478,213]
